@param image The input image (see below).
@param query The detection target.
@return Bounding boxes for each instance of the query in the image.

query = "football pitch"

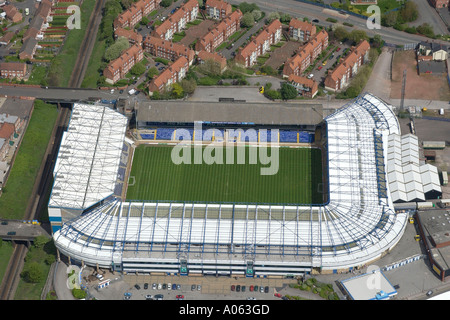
[126,145,323,204]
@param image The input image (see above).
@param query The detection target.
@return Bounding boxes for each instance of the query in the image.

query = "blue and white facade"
[52,93,409,276]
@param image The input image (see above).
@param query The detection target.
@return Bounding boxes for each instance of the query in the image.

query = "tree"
[238,2,259,14]
[180,78,197,94]
[280,83,298,100]
[160,0,172,7]
[252,10,262,22]
[333,26,349,42]
[400,1,418,22]
[104,37,129,61]
[147,66,159,80]
[382,11,398,27]
[130,63,146,76]
[21,262,44,283]
[348,29,368,44]
[266,12,280,23]
[171,83,184,98]
[241,12,255,28]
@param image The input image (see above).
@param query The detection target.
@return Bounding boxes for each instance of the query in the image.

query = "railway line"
[0,0,105,300]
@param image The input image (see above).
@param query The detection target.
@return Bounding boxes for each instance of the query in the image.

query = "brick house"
[114,0,161,30]
[197,50,227,72]
[143,36,195,65]
[148,56,189,93]
[19,37,38,60]
[205,0,232,19]
[288,18,316,42]
[114,27,143,46]
[195,9,242,52]
[235,19,282,68]
[0,62,27,80]
[153,0,199,40]
[103,45,144,84]
[287,74,318,98]
[3,4,22,23]
[282,29,328,77]
[324,40,370,92]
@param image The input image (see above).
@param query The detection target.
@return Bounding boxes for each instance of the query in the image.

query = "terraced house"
[324,40,370,92]
[114,0,161,30]
[195,9,242,53]
[114,27,143,46]
[153,0,199,40]
[235,19,282,68]
[282,29,328,77]
[148,56,189,93]
[103,45,144,84]
[205,0,232,19]
[143,36,195,65]
[0,62,27,80]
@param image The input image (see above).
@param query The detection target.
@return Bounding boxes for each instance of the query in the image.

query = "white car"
[307,73,314,79]
[168,283,172,290]
[152,283,157,290]
[158,283,162,290]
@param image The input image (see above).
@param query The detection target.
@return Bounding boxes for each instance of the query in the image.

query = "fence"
[382,254,426,272]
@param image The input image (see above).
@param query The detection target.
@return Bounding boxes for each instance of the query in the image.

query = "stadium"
[49,93,419,276]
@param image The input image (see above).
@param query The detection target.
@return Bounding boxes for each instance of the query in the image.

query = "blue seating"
[239,129,258,142]
[156,128,175,140]
[140,133,155,140]
[174,128,193,141]
[259,129,278,142]
[279,130,297,143]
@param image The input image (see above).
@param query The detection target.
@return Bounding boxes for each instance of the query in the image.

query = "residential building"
[205,0,232,19]
[36,0,52,23]
[429,0,448,8]
[0,62,27,80]
[19,37,38,60]
[282,29,328,77]
[23,15,45,41]
[235,19,282,68]
[287,74,318,98]
[114,27,143,46]
[148,56,189,93]
[289,18,316,42]
[153,0,199,40]
[195,9,242,52]
[417,41,449,61]
[0,32,14,45]
[114,0,160,30]
[103,45,144,84]
[3,4,22,23]
[197,50,227,72]
[324,40,370,92]
[143,36,195,65]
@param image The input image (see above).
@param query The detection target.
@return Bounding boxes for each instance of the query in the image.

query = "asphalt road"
[226,0,447,46]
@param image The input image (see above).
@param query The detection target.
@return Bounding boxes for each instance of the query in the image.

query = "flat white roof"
[48,103,128,210]
[341,270,397,300]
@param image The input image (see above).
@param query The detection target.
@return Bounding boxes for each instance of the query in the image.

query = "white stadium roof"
[48,103,128,210]
[53,94,412,273]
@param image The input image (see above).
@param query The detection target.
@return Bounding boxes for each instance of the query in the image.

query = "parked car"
[162,283,167,289]
[176,295,184,300]
[197,285,202,291]
[317,66,323,71]
[260,286,264,293]
[172,283,177,290]
[231,285,235,291]
[154,294,164,300]
[158,283,162,290]
[242,286,246,292]
[167,283,171,290]
[134,284,140,290]
[250,285,254,292]
[145,294,153,300]
[191,284,196,291]
[312,19,319,23]
[264,286,269,293]
[177,284,181,290]
[336,47,341,52]
[274,293,282,298]
[144,283,148,289]
[152,283,157,290]
[254,285,258,292]
[236,285,241,292]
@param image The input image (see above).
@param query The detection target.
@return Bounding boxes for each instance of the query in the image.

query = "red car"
[176,295,184,300]
[250,285,254,292]
[274,293,282,298]
[336,47,341,52]
[317,66,323,71]
[231,285,235,291]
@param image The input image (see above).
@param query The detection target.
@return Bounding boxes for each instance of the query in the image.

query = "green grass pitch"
[126,145,324,204]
